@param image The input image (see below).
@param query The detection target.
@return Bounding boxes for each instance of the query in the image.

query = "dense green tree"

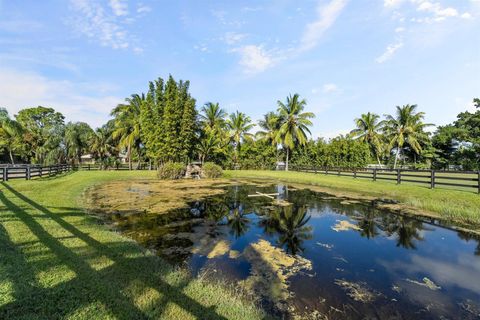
[178,81,198,162]
[383,105,431,169]
[350,112,384,164]
[276,94,315,170]
[91,123,116,169]
[141,78,164,163]
[15,106,65,164]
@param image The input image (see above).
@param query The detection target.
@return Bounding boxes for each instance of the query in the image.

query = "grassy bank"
[225,170,480,228]
[0,171,266,320]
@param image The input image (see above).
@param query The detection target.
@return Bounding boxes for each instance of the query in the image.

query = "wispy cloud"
[109,0,128,16]
[223,32,248,45]
[68,0,141,51]
[299,0,348,52]
[376,41,404,63]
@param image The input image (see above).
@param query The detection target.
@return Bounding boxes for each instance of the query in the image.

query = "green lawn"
[225,170,480,229]
[0,171,266,320]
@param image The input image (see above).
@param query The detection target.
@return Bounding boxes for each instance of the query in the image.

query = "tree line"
[0,75,478,171]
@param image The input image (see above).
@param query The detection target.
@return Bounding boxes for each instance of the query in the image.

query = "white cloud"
[233,45,275,74]
[323,83,339,93]
[137,5,151,14]
[0,68,121,128]
[109,0,128,16]
[395,26,406,32]
[299,0,347,52]
[224,32,247,45]
[384,0,405,7]
[68,0,138,50]
[376,41,404,63]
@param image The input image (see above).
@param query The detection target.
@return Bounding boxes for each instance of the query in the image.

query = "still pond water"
[108,183,480,319]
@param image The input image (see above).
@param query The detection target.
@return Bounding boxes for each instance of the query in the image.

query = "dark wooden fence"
[0,164,72,181]
[292,165,480,194]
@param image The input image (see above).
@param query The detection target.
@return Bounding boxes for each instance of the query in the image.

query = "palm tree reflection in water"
[260,205,313,255]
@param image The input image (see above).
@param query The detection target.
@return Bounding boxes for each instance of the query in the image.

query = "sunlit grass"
[0,171,266,320]
[225,170,480,228]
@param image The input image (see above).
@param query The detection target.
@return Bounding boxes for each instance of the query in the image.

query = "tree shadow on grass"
[0,182,231,320]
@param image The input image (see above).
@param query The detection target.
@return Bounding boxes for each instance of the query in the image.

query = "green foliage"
[350,112,384,164]
[202,162,223,178]
[157,162,186,179]
[291,137,371,169]
[16,106,65,164]
[64,122,94,164]
[238,139,277,170]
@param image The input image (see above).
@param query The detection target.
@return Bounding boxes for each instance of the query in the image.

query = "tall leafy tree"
[141,78,164,163]
[276,94,315,171]
[226,111,255,168]
[178,81,198,162]
[350,112,384,164]
[16,106,65,164]
[111,94,143,170]
[383,104,431,169]
[256,111,281,146]
[91,124,116,169]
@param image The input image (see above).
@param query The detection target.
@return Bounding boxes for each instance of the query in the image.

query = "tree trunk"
[285,148,289,171]
[9,149,14,165]
[376,154,381,165]
[128,142,132,171]
[393,147,401,169]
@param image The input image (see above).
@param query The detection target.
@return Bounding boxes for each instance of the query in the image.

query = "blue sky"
[0,0,479,138]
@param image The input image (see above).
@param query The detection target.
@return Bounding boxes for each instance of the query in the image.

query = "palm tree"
[0,118,24,164]
[383,105,432,169]
[111,94,143,170]
[226,111,255,168]
[276,94,315,171]
[227,206,251,238]
[200,102,227,131]
[91,127,115,169]
[256,111,281,146]
[350,112,384,165]
[196,130,222,164]
[273,205,313,255]
[64,122,93,165]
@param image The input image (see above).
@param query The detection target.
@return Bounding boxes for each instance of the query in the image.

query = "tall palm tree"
[383,105,431,169]
[226,111,255,168]
[276,94,315,171]
[350,112,384,164]
[111,94,144,170]
[0,118,24,164]
[256,111,281,146]
[199,102,227,131]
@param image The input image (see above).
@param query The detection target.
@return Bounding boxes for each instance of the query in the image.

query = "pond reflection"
[102,182,480,319]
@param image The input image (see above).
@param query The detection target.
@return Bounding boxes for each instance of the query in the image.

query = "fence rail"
[0,164,72,181]
[292,165,480,194]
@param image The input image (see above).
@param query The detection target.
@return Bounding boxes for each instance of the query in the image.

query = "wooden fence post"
[26,167,30,180]
[478,171,480,194]
[430,170,435,189]
[1,168,5,182]
[373,169,377,182]
[5,168,8,181]
[397,169,401,185]
[354,168,357,179]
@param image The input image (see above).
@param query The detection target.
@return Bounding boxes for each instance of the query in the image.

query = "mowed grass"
[225,170,480,228]
[0,171,266,320]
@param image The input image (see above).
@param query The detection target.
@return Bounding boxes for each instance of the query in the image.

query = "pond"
[101,182,480,319]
